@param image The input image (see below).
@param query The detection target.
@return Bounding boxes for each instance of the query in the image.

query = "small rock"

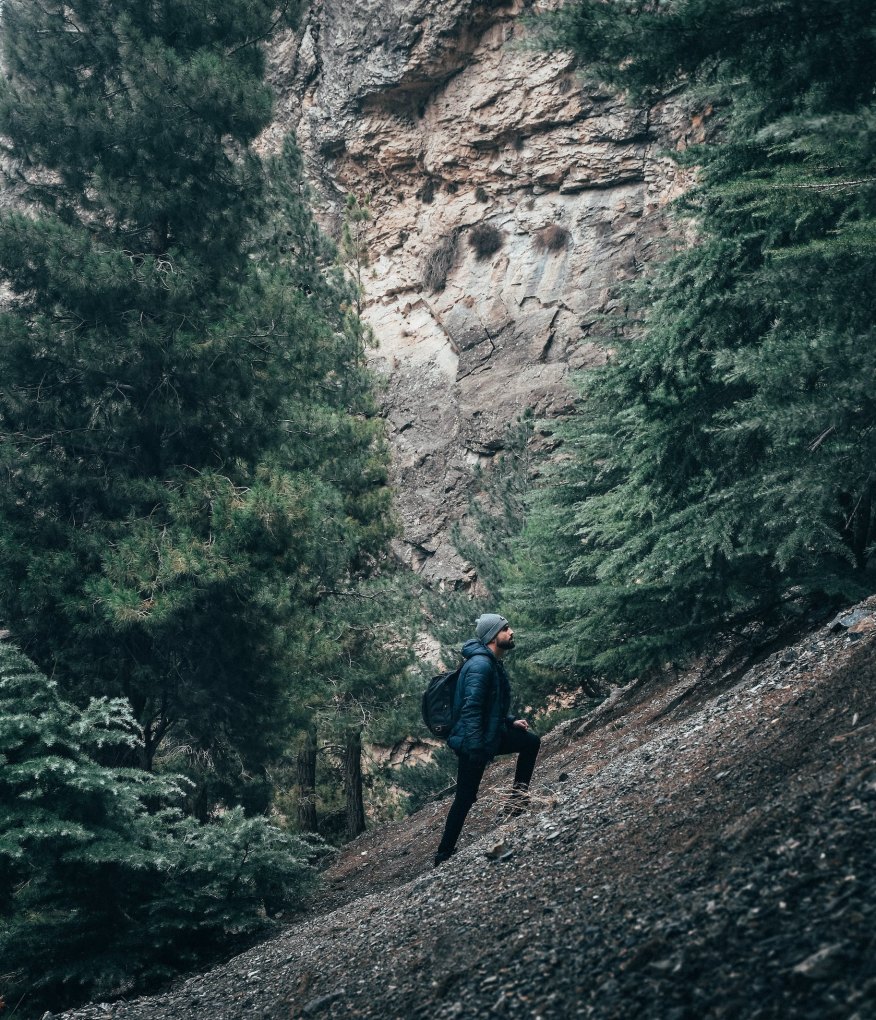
[485,840,514,861]
[791,944,845,979]
[848,616,876,638]
[303,989,346,1015]
[829,609,871,632]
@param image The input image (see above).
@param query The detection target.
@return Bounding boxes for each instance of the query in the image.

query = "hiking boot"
[433,848,456,867]
[506,788,531,817]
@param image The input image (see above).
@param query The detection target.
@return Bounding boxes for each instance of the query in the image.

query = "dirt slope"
[59,602,876,1020]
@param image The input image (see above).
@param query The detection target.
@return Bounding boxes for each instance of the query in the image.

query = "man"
[434,613,540,866]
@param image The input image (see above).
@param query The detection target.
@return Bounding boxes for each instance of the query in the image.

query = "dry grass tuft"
[534,223,571,252]
[468,222,503,259]
[422,231,459,292]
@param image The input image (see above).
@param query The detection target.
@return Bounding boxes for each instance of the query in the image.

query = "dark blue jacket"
[447,639,515,760]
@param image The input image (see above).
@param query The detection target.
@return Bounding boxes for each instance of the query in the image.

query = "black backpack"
[421,665,462,737]
[421,653,489,737]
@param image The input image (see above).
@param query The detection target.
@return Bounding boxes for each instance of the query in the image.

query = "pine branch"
[772,178,876,192]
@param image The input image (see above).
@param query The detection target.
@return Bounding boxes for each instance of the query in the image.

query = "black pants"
[437,725,540,857]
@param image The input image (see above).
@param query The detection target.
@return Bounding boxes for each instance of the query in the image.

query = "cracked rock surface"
[59,598,876,1020]
[259,0,707,583]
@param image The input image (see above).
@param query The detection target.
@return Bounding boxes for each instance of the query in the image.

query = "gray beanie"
[475,613,508,645]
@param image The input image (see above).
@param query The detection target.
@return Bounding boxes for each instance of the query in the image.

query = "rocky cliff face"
[263,0,702,584]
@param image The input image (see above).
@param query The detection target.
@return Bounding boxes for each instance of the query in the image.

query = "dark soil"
[58,600,876,1020]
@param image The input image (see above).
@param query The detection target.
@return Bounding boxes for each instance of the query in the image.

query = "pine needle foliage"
[0,0,393,799]
[0,642,317,1019]
[512,0,876,680]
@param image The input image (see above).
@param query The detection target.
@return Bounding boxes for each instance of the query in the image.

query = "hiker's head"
[476,614,515,655]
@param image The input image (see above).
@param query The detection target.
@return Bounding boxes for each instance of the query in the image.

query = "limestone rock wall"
[264,0,701,585]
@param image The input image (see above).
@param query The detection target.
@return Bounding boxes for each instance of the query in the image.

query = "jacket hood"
[461,638,496,660]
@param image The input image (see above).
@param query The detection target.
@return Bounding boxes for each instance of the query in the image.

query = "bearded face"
[495,625,515,651]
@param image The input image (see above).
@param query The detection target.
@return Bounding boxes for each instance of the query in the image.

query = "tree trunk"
[853,484,873,570]
[296,725,318,833]
[344,726,366,840]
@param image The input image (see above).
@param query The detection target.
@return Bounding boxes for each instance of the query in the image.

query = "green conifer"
[0,0,392,800]
[512,0,876,680]
[0,642,316,1018]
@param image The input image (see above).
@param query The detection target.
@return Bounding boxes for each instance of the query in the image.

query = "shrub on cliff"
[534,223,571,252]
[0,643,317,1019]
[469,222,504,259]
[423,231,460,291]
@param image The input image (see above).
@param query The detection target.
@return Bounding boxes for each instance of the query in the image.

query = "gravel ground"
[57,600,876,1020]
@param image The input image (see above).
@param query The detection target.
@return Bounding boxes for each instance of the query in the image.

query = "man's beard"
[497,636,515,651]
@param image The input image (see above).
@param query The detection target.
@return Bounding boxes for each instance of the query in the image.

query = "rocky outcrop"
[263,0,704,584]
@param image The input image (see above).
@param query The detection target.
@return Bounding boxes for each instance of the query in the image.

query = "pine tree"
[0,0,392,801]
[0,641,317,1018]
[294,572,418,841]
[511,0,876,680]
[340,192,373,322]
